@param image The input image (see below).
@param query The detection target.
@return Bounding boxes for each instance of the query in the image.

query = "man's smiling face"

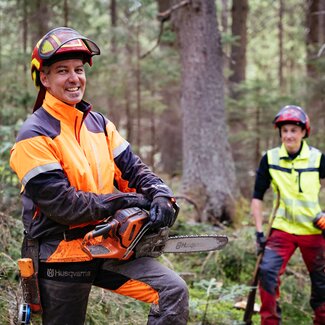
[40,59,86,106]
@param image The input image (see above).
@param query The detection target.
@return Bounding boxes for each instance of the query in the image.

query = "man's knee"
[166,272,189,298]
[149,273,189,325]
[259,249,283,295]
[259,264,279,295]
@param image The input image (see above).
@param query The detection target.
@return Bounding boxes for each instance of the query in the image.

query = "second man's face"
[40,59,86,106]
[280,124,306,154]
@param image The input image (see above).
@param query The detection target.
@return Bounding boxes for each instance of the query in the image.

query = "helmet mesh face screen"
[38,27,100,60]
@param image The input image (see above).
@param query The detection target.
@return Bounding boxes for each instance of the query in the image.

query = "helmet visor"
[38,27,100,60]
[273,106,307,125]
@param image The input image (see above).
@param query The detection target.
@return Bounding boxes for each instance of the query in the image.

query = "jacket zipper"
[297,171,302,193]
[74,116,80,143]
[75,110,89,144]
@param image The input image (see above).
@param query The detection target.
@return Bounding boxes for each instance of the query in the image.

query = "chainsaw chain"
[164,234,228,253]
[168,234,228,239]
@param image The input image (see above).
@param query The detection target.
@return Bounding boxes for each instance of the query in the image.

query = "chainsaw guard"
[135,227,170,258]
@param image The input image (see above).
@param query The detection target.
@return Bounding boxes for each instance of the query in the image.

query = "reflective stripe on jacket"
[267,141,322,235]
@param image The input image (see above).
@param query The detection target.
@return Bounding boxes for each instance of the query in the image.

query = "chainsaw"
[17,206,228,325]
[81,206,228,260]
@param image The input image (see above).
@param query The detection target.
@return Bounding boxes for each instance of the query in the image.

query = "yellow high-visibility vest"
[267,141,322,235]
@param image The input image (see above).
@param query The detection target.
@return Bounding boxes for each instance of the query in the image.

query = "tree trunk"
[278,0,284,90]
[155,0,182,176]
[320,0,325,45]
[306,0,320,78]
[229,0,248,97]
[22,0,28,111]
[227,0,249,197]
[33,0,50,44]
[107,0,121,128]
[110,0,117,53]
[306,0,324,145]
[220,0,229,33]
[63,0,69,26]
[157,0,172,13]
[124,43,134,144]
[135,23,142,152]
[149,100,156,171]
[171,0,238,224]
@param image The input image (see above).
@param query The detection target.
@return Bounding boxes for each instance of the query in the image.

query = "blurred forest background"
[0,0,324,324]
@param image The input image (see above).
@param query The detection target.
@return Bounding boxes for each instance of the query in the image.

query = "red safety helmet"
[31,27,100,111]
[272,105,310,138]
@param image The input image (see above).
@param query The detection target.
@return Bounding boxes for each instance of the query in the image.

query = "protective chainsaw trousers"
[258,229,325,325]
[38,257,189,325]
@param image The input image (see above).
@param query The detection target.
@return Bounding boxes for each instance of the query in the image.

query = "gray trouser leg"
[100,257,189,325]
[39,278,92,325]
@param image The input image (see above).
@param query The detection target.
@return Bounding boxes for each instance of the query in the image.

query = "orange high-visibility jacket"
[10,92,172,262]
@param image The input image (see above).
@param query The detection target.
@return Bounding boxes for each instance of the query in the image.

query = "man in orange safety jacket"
[10,27,188,325]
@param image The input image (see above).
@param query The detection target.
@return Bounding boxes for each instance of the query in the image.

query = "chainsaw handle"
[83,220,118,242]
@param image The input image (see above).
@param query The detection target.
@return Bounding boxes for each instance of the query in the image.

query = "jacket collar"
[279,140,309,160]
[42,91,92,124]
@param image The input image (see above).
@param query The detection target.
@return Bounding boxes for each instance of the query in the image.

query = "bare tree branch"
[140,0,190,59]
[140,20,165,59]
[157,0,190,22]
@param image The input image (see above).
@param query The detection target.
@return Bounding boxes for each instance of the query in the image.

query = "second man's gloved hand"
[255,231,267,255]
[313,212,325,239]
[149,196,176,229]
[313,212,325,230]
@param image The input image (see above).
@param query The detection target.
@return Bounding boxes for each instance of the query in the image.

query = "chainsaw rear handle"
[82,219,119,243]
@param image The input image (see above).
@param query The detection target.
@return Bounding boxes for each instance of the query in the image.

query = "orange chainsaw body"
[81,208,149,260]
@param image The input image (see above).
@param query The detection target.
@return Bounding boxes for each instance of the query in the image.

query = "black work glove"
[149,196,176,229]
[102,193,152,217]
[255,231,267,255]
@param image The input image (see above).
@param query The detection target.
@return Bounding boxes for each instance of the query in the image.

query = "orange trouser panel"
[112,279,159,304]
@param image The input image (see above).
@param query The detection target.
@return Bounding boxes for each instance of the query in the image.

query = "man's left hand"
[313,212,325,238]
[149,197,176,229]
[313,212,325,230]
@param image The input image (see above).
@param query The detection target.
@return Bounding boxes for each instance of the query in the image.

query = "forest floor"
[0,199,315,325]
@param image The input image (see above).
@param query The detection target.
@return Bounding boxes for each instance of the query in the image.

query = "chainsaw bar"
[163,234,228,253]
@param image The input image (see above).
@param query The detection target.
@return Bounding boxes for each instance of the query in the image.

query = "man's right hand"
[149,196,176,230]
[255,231,267,255]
